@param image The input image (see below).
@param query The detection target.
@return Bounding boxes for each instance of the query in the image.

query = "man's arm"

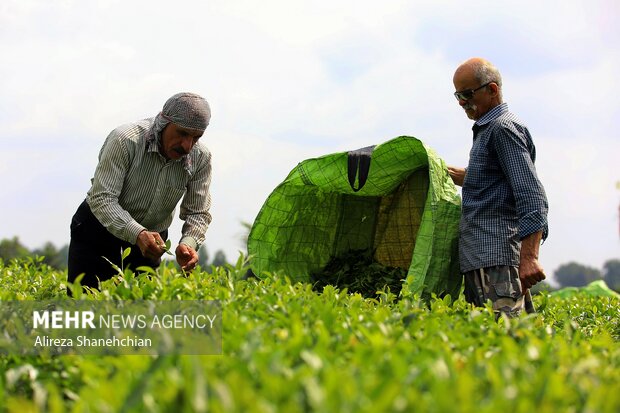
[492,123,549,290]
[519,230,546,290]
[88,132,147,244]
[493,123,549,242]
[89,131,165,261]
[177,147,213,271]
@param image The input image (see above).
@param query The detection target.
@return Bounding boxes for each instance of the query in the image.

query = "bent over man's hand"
[136,230,166,262]
[176,244,198,272]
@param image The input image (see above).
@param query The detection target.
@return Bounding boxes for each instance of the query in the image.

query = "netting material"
[248,136,462,299]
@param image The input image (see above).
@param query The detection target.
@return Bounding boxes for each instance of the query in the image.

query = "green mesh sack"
[247,136,462,299]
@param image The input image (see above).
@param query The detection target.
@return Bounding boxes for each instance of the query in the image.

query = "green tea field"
[1,257,619,413]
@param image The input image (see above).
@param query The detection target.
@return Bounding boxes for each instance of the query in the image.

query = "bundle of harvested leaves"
[310,249,407,298]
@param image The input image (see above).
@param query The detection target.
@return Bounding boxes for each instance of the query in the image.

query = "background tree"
[211,250,228,267]
[0,237,69,270]
[196,245,228,272]
[33,242,69,270]
[198,244,210,269]
[554,262,602,288]
[239,221,252,254]
[603,259,620,292]
[0,237,31,261]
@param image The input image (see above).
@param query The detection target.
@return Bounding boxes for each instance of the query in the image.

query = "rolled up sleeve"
[493,122,549,241]
[179,148,213,250]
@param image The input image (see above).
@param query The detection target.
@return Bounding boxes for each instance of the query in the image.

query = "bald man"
[448,58,549,318]
[68,92,213,289]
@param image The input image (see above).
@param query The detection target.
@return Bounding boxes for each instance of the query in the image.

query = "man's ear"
[488,82,500,97]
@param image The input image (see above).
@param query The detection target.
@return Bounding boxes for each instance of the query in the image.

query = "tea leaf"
[121,247,131,261]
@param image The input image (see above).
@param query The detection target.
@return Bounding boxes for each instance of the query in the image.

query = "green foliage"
[0,257,68,300]
[0,237,68,271]
[157,240,174,256]
[32,243,69,270]
[310,249,406,298]
[1,257,619,412]
[530,280,555,295]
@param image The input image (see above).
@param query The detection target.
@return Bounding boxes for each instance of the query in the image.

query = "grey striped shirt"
[86,118,212,251]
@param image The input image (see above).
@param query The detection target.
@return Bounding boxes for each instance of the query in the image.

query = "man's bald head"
[453,58,503,120]
[454,58,503,100]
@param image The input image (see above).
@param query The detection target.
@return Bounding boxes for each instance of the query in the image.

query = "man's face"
[453,68,495,121]
[160,123,203,160]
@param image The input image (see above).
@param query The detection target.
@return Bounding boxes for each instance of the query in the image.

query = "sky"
[1,0,619,284]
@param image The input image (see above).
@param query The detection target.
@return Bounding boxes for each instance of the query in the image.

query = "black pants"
[68,201,168,290]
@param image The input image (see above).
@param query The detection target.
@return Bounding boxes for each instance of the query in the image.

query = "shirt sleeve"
[87,132,146,243]
[493,122,549,240]
[178,148,213,250]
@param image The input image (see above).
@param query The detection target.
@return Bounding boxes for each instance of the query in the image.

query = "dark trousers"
[68,201,168,290]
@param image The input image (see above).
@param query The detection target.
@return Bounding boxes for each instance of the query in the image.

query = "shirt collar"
[474,102,509,127]
[146,137,160,154]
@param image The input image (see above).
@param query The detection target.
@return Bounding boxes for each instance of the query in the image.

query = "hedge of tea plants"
[0,257,618,413]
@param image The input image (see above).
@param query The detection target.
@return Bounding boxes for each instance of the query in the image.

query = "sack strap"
[347,145,375,192]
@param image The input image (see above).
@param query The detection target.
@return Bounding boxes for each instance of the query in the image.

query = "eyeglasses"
[453,82,491,101]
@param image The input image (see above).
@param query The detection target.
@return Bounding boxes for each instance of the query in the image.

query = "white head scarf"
[161,92,211,130]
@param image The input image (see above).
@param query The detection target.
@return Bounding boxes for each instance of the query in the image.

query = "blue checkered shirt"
[459,103,549,273]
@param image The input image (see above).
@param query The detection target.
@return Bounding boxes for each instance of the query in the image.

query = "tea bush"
[0,257,618,412]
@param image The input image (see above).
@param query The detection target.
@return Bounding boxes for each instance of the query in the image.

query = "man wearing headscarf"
[68,92,213,289]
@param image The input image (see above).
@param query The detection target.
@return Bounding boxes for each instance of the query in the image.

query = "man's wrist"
[128,223,147,244]
[179,236,198,251]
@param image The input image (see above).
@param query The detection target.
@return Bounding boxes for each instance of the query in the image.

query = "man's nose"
[181,136,194,153]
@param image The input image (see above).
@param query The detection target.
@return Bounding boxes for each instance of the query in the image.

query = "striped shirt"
[459,103,548,273]
[86,118,212,251]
